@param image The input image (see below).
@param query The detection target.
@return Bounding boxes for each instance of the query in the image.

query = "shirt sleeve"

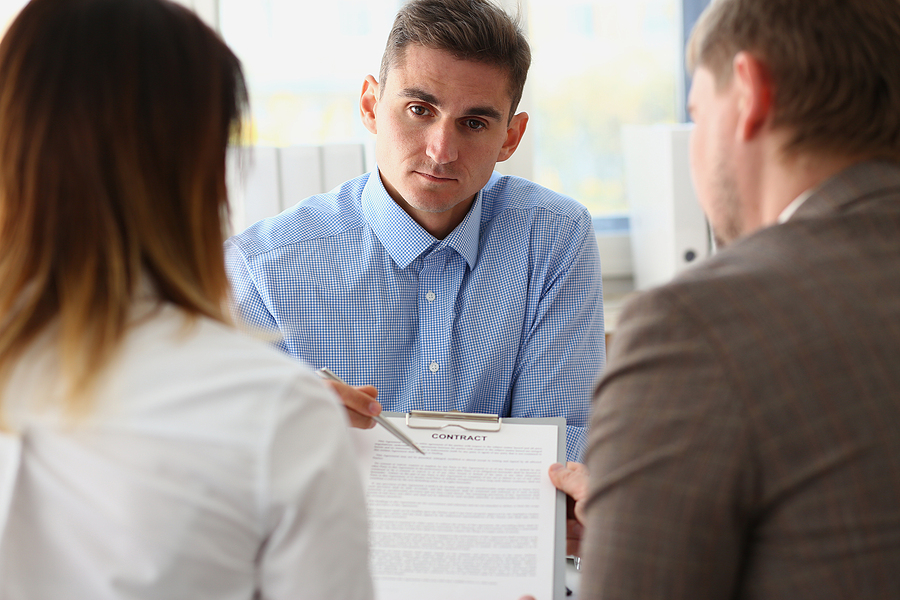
[256,371,373,600]
[224,239,283,342]
[580,288,752,599]
[511,210,606,462]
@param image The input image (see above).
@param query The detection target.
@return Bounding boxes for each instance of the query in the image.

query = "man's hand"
[549,461,589,556]
[517,464,590,600]
[323,380,382,429]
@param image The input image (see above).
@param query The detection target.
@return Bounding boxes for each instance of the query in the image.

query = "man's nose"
[425,120,459,165]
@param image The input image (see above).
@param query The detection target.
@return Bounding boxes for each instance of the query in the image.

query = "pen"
[316,367,425,455]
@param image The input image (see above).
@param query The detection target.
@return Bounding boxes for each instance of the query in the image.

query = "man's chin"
[404,198,460,215]
[400,188,467,215]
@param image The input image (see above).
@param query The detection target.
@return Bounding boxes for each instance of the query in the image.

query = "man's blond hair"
[687,0,900,160]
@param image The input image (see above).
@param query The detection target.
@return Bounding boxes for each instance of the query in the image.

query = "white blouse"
[0,303,373,600]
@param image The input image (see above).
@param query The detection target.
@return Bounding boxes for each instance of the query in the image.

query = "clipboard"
[358,410,567,600]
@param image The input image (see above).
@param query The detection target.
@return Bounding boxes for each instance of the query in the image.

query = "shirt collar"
[777,188,815,223]
[362,168,482,270]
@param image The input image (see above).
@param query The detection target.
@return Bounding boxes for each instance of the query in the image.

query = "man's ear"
[732,51,773,142]
[497,112,529,162]
[360,75,379,135]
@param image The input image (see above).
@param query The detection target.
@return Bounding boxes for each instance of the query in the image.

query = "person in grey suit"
[523,0,900,598]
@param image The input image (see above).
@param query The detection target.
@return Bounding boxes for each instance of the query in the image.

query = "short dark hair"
[687,0,900,161]
[379,0,531,119]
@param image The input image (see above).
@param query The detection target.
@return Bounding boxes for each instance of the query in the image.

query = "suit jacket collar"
[791,160,900,221]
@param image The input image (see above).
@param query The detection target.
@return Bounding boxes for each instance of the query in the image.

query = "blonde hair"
[0,0,248,418]
[687,0,900,160]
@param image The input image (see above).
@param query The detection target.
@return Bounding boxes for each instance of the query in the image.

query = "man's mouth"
[414,170,456,183]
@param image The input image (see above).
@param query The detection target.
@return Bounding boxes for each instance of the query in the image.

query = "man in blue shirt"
[225,0,604,461]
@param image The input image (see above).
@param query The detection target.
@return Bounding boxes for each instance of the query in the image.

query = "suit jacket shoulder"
[587,160,900,600]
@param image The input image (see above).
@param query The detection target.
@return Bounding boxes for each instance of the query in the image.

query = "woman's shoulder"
[106,305,340,433]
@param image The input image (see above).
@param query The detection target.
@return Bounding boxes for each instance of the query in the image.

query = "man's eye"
[464,119,486,130]
[410,105,428,116]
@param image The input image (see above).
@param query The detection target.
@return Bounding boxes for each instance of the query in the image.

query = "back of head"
[687,0,900,161]
[0,0,248,413]
[380,0,531,118]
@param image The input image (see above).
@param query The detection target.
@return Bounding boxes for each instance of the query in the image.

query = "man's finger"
[324,381,382,429]
[548,462,589,498]
[549,462,590,525]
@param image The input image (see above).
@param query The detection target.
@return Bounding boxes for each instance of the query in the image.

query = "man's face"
[361,44,527,237]
[688,66,744,247]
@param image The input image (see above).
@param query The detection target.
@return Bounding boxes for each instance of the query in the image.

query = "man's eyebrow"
[399,87,504,122]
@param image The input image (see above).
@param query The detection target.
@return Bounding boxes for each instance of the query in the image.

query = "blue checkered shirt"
[225,170,605,461]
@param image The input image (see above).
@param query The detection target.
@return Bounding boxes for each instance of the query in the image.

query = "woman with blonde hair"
[0,0,372,598]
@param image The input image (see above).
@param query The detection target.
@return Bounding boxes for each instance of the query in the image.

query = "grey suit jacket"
[581,161,900,599]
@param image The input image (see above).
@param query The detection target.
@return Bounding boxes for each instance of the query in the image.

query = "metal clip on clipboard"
[405,410,502,432]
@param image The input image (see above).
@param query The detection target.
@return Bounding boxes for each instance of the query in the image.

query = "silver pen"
[316,367,425,455]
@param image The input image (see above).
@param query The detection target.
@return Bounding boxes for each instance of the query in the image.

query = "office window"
[0,1,26,37]
[219,0,399,147]
[528,0,680,215]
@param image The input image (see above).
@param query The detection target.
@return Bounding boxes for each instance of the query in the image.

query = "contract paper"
[350,415,563,600]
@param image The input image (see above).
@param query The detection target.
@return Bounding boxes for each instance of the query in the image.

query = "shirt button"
[429,362,439,373]
[426,291,436,302]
